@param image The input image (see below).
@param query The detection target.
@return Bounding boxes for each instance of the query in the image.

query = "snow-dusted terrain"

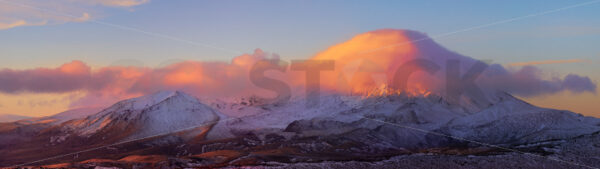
[203,90,600,149]
[1,90,599,168]
[59,91,222,140]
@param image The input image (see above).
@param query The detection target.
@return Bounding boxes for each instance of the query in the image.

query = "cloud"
[74,12,91,22]
[507,59,585,67]
[562,74,597,93]
[476,66,596,97]
[0,20,28,30]
[0,0,147,30]
[125,49,276,96]
[0,29,596,108]
[0,19,48,30]
[28,99,59,108]
[0,49,277,108]
[69,49,279,108]
[305,29,597,97]
[0,61,90,93]
[87,0,150,7]
[0,60,153,95]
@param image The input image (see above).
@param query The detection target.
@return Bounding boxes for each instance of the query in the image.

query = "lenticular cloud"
[303,29,596,96]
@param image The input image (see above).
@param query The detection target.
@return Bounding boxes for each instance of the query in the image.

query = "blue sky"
[1,0,599,69]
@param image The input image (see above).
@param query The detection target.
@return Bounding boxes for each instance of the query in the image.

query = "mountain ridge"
[0,90,599,167]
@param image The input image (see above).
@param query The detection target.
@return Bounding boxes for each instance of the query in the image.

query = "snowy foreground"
[33,132,600,169]
[269,133,600,169]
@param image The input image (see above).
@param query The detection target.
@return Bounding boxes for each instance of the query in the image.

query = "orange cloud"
[58,60,91,75]
[308,29,418,94]
[0,20,27,30]
[163,62,205,86]
[0,19,47,30]
[304,29,596,98]
[0,29,596,110]
[126,49,275,99]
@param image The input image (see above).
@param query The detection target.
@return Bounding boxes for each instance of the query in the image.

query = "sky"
[0,0,599,117]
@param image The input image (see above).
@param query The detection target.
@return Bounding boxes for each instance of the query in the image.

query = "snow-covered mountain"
[32,89,596,148]
[209,91,600,149]
[0,91,224,165]
[1,90,599,167]
[58,91,222,141]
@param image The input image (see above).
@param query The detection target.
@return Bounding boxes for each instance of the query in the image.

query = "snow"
[127,91,220,140]
[219,93,466,134]
[131,91,179,110]
[50,107,104,121]
[39,90,600,148]
[206,90,600,147]
[61,91,223,141]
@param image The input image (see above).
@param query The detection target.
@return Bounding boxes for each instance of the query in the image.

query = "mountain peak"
[127,90,195,109]
[69,90,220,138]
